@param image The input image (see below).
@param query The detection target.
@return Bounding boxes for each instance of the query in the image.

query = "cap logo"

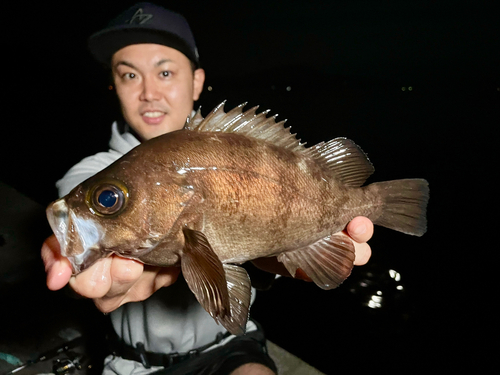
[127,8,153,25]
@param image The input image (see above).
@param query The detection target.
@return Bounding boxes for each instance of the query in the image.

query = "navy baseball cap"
[88,2,200,67]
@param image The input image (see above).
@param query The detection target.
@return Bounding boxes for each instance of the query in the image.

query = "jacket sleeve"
[55,150,123,198]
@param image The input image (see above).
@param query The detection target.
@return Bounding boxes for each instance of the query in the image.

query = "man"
[41,3,374,374]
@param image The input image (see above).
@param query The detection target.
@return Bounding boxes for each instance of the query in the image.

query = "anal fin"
[278,235,355,290]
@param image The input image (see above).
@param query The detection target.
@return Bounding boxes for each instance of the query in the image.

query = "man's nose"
[140,77,161,101]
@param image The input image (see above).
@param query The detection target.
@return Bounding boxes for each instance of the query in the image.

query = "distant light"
[408,86,413,91]
[286,86,292,91]
[389,269,401,282]
[397,285,404,290]
[368,295,382,309]
[208,86,213,91]
[401,87,406,91]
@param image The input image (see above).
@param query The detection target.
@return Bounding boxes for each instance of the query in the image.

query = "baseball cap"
[88,2,200,67]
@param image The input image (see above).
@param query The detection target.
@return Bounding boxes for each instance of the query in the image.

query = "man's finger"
[346,216,374,244]
[46,259,73,290]
[105,256,144,298]
[153,266,181,290]
[42,235,73,290]
[69,257,113,299]
[353,242,372,266]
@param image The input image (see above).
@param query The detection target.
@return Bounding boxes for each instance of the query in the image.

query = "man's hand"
[41,234,180,313]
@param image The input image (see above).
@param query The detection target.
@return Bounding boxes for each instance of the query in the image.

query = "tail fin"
[369,179,429,236]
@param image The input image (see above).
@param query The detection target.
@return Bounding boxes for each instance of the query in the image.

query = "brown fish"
[46,102,429,334]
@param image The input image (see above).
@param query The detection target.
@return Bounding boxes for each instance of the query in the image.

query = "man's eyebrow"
[113,61,137,70]
[113,59,174,70]
[156,58,174,67]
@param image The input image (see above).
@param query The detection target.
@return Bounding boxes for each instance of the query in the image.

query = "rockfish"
[47,102,429,334]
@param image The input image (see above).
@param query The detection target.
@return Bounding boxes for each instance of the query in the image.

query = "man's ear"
[192,68,205,101]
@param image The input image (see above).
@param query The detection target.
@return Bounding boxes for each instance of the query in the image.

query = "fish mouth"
[46,198,105,274]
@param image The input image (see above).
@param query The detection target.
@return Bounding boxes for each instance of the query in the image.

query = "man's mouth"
[142,111,166,125]
[143,111,165,118]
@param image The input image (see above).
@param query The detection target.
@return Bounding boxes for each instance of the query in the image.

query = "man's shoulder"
[75,149,124,169]
[56,121,139,197]
[56,149,124,197]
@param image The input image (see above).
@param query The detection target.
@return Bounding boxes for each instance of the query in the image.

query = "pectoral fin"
[181,229,252,335]
[181,228,230,320]
[218,264,251,335]
[278,235,355,290]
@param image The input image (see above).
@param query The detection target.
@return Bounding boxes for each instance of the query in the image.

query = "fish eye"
[98,189,118,208]
[87,182,128,216]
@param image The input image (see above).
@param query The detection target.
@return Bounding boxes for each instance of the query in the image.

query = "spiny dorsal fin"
[190,102,373,187]
[191,101,306,152]
[184,107,204,130]
[311,138,375,187]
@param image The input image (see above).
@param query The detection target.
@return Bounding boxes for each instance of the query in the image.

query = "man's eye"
[124,73,136,79]
[161,71,171,77]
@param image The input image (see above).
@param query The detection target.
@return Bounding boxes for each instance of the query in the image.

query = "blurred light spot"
[408,86,413,91]
[286,86,292,91]
[368,295,382,309]
[207,86,213,91]
[397,285,404,290]
[389,269,401,282]
[401,87,406,91]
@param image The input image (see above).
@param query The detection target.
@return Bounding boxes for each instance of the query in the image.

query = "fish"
[46,102,429,335]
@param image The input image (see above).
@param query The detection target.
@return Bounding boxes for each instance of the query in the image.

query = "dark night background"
[1,0,498,374]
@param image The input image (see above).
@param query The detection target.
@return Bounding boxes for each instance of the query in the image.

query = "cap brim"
[89,27,199,67]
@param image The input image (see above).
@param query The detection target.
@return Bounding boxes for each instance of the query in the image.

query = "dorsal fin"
[190,102,374,187]
[311,138,374,187]
[190,101,306,152]
[184,106,205,130]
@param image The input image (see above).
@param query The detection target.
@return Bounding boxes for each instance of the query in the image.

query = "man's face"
[112,44,205,141]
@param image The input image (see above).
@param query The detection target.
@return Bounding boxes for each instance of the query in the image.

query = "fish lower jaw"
[46,199,70,254]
